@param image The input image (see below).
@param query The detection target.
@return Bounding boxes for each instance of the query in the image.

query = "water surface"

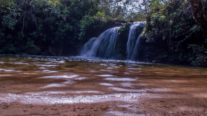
[0,56,207,116]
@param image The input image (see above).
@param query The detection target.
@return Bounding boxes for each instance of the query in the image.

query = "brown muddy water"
[0,56,207,116]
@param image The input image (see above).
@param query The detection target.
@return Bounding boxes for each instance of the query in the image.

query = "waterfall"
[80,22,145,61]
[127,22,145,60]
[80,27,121,59]
[80,37,96,56]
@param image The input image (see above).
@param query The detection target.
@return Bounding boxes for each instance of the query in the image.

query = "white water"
[80,27,121,59]
[127,22,145,60]
[80,22,145,60]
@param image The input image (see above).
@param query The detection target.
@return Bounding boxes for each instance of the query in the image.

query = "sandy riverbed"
[0,57,207,116]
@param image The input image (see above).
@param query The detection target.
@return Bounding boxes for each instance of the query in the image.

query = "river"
[0,56,207,116]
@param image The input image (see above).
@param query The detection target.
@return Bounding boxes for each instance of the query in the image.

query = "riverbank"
[0,54,206,68]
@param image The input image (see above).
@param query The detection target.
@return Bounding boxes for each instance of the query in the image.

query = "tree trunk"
[188,0,207,30]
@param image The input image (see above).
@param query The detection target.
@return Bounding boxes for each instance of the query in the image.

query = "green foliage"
[2,14,17,30]
[79,16,96,40]
[96,11,105,18]
[48,0,60,6]
[0,0,15,8]
[0,0,103,55]
[149,0,165,13]
[143,0,207,66]
[188,45,207,66]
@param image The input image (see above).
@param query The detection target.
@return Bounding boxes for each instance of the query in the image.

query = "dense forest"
[0,0,206,66]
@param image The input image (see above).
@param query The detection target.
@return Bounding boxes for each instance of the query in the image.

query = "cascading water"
[80,27,121,59]
[131,22,145,60]
[80,22,145,61]
[127,22,145,60]
[80,37,97,56]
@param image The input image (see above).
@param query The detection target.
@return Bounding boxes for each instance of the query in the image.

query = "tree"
[188,0,207,30]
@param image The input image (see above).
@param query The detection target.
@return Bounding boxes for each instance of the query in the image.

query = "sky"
[110,0,144,16]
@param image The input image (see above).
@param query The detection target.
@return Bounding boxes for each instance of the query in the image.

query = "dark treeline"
[0,0,123,55]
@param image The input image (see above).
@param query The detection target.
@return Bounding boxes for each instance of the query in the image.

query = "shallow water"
[0,56,207,115]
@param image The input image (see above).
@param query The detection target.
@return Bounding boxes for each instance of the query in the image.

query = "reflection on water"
[41,74,79,79]
[0,56,207,115]
[0,93,142,105]
[104,77,136,82]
